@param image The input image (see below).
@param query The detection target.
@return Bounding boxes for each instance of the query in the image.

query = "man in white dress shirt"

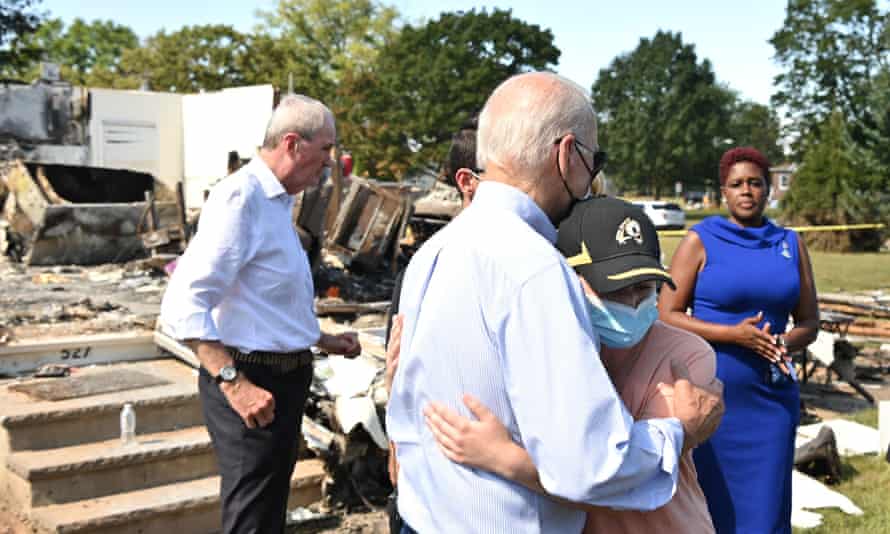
[386,72,724,533]
[160,95,360,534]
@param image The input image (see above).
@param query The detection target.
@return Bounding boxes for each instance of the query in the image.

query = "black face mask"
[555,137,607,216]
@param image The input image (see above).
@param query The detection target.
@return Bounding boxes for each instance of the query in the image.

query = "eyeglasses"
[554,135,607,178]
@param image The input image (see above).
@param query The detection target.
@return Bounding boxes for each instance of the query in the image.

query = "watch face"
[220,366,237,381]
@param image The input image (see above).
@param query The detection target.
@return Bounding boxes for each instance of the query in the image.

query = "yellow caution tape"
[658,223,885,238]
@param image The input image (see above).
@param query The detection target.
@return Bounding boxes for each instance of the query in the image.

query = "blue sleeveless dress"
[690,216,800,534]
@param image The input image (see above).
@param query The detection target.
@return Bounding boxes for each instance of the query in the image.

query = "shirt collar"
[471,181,557,243]
[247,157,289,200]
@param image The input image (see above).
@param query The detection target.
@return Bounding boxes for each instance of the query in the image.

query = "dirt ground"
[0,259,162,343]
[289,509,389,534]
[0,500,36,534]
[0,502,389,534]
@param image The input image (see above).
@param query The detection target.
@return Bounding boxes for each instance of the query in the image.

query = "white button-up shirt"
[160,157,320,353]
[387,181,683,533]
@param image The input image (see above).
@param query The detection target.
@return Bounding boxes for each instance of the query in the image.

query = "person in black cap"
[422,196,720,534]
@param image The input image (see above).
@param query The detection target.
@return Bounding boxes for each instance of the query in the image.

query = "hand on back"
[424,395,513,471]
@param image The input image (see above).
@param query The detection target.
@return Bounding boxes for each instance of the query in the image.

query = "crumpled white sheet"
[313,355,380,398]
[335,395,389,450]
[807,330,836,367]
[791,470,863,529]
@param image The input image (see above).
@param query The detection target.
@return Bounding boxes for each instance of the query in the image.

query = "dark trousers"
[199,362,314,534]
[387,490,403,533]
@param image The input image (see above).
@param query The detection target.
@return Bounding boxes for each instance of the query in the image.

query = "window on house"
[779,173,791,190]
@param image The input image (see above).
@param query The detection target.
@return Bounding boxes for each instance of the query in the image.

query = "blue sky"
[41,0,789,105]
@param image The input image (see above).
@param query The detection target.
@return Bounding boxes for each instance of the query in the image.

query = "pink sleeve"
[639,337,716,420]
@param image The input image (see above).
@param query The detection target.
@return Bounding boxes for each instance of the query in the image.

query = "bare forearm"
[784,321,819,353]
[494,443,543,492]
[494,443,590,511]
[662,311,737,345]
[188,340,234,375]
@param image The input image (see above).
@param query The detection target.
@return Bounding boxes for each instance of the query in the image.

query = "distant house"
[770,163,797,204]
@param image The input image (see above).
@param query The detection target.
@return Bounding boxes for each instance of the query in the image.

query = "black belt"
[225,346,314,374]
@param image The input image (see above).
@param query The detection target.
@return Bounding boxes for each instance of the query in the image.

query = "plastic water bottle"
[120,403,136,446]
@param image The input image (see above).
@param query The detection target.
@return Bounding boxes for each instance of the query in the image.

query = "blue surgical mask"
[586,292,658,348]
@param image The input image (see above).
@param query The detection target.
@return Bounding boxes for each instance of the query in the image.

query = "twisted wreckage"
[0,76,463,531]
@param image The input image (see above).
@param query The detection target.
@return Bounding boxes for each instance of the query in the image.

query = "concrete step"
[6,426,217,509]
[29,459,325,534]
[0,360,202,453]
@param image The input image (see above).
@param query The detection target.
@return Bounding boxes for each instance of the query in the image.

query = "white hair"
[477,72,597,174]
[262,94,334,149]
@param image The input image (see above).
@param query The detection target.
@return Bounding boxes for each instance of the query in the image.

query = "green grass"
[792,454,890,534]
[846,408,878,429]
[791,408,888,534]
[791,410,887,534]
[660,232,890,294]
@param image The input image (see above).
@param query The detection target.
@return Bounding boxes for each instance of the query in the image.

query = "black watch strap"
[214,365,238,385]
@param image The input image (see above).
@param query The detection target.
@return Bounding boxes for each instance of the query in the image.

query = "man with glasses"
[386,72,724,533]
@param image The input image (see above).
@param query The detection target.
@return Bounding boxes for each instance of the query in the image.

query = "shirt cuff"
[654,417,684,476]
[168,311,220,342]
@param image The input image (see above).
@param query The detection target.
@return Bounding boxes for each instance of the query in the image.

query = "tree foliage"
[5,17,140,87]
[343,8,560,179]
[592,31,732,197]
[253,0,399,99]
[726,99,784,165]
[121,25,250,92]
[782,111,887,250]
[771,0,890,177]
[0,0,45,75]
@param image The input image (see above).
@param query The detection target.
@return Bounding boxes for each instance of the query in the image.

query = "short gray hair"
[262,94,335,149]
[477,72,596,174]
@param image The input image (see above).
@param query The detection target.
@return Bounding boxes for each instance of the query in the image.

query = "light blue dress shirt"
[160,157,320,352]
[387,181,684,533]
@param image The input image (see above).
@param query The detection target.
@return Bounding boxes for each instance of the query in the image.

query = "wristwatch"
[214,365,239,385]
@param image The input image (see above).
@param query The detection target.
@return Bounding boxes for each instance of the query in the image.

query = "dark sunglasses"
[554,135,608,177]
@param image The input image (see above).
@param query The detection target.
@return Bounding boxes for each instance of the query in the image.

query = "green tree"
[726,99,784,165]
[782,110,886,250]
[592,30,732,197]
[120,25,250,92]
[0,0,44,76]
[6,17,140,87]
[345,8,560,179]
[770,0,889,177]
[253,0,399,99]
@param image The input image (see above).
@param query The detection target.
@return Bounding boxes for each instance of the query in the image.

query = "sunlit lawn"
[660,212,890,293]
[791,409,889,534]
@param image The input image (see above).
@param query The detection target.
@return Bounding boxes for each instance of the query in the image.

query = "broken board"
[0,332,160,376]
[8,369,171,401]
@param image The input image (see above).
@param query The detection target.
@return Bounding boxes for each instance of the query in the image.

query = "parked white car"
[632,201,686,230]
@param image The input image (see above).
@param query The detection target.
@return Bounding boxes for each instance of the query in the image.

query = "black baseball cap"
[556,196,675,294]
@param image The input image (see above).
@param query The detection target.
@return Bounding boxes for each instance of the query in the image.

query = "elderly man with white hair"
[160,94,361,534]
[386,72,724,533]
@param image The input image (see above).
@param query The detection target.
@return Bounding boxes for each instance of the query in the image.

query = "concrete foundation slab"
[29,459,324,534]
[9,369,171,401]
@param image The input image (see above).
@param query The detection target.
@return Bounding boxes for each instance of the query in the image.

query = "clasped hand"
[732,311,790,374]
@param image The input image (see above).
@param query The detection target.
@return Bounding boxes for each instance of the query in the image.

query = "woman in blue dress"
[659,146,819,533]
